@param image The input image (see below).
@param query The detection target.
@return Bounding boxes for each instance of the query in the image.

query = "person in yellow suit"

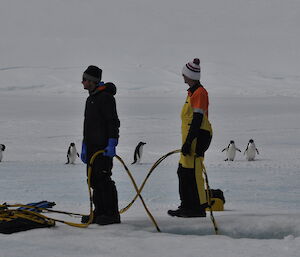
[168,58,212,218]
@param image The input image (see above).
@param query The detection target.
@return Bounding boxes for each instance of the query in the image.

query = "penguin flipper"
[221,148,227,152]
[236,148,241,152]
[256,148,260,154]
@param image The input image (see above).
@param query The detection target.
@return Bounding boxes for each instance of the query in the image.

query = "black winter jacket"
[83,83,120,148]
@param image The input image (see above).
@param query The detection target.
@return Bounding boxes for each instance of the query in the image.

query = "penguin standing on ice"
[65,143,79,164]
[222,140,241,161]
[0,144,6,162]
[244,139,259,161]
[131,142,146,164]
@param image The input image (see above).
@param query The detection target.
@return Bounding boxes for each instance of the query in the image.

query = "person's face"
[183,74,189,84]
[182,74,197,87]
[82,78,97,92]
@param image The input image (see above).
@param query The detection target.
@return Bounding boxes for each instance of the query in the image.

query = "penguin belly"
[246,145,256,161]
[227,146,236,161]
[68,147,77,164]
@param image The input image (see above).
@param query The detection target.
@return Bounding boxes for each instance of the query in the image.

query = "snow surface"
[1,0,300,257]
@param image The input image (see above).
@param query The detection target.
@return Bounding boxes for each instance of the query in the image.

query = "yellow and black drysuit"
[177,83,212,213]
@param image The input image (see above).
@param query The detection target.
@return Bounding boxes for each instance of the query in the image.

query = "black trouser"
[178,130,212,210]
[87,146,119,217]
[177,164,207,211]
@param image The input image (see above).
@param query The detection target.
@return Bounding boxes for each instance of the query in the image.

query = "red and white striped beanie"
[182,58,201,80]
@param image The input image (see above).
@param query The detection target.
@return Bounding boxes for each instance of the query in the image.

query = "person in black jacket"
[80,65,121,225]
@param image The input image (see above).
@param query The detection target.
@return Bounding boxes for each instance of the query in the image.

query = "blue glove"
[103,138,118,157]
[81,142,87,164]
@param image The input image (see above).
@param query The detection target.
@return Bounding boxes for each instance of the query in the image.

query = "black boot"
[81,215,96,224]
[81,210,98,224]
[168,208,206,218]
[95,214,121,225]
[94,178,120,225]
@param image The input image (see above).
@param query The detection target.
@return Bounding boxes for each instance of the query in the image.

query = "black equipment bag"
[0,205,55,234]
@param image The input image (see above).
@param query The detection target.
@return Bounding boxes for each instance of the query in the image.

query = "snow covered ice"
[1,0,300,257]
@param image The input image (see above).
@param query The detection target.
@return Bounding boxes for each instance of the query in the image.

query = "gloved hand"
[81,142,87,164]
[103,138,118,157]
[181,141,192,156]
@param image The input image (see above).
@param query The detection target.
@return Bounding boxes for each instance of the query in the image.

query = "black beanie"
[83,65,102,82]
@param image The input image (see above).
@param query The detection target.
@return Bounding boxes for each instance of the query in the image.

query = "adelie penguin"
[0,144,6,162]
[131,142,146,165]
[222,140,241,161]
[65,143,79,164]
[244,139,259,161]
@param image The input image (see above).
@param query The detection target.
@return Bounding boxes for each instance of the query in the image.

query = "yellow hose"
[1,149,218,234]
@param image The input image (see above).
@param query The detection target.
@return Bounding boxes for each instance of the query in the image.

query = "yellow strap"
[115,155,161,232]
[119,149,181,214]
[201,161,219,235]
[194,157,207,205]
[0,209,55,226]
